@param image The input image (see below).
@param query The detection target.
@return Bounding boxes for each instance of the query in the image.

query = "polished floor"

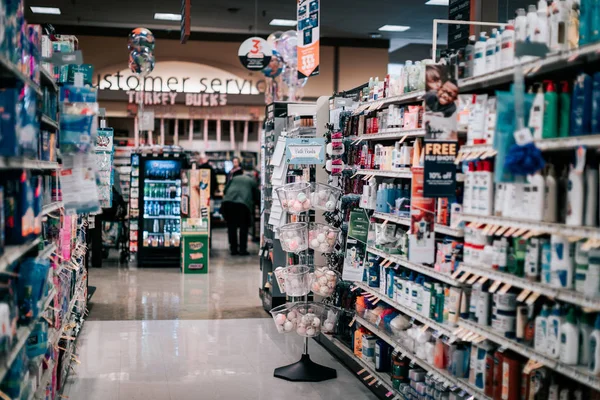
[64,228,377,400]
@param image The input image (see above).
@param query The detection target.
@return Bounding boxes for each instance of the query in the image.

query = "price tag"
[433,330,442,338]
[351,286,360,292]
[363,374,373,381]
[357,368,366,375]
[522,359,537,374]
[368,377,378,386]
[488,280,502,293]
[467,274,480,285]
[488,225,500,235]
[458,272,471,283]
[349,316,357,327]
[498,283,512,294]
[503,227,518,237]
[495,226,509,236]
[517,289,532,302]
[453,327,465,336]
[513,228,529,237]
[451,269,463,279]
[473,335,487,344]
[526,291,541,305]
[477,276,489,285]
[385,391,394,398]
[420,324,430,333]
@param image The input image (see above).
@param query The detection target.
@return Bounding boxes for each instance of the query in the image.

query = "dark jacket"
[222,174,259,212]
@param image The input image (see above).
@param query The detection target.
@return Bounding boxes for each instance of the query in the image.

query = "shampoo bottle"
[571,73,593,136]
[500,24,516,69]
[579,312,593,365]
[542,80,559,139]
[536,0,551,45]
[485,29,497,73]
[544,165,558,222]
[559,307,579,365]
[589,313,600,374]
[527,5,539,43]
[515,8,528,42]
[547,304,564,359]
[529,84,546,140]
[528,171,545,221]
[559,81,571,137]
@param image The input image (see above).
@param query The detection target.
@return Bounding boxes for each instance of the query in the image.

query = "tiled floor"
[64,228,377,399]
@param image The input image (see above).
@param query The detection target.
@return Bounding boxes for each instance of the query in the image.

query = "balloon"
[267,31,283,48]
[262,50,285,78]
[129,48,155,76]
[128,27,156,52]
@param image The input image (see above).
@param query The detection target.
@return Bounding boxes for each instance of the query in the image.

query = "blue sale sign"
[285,137,325,165]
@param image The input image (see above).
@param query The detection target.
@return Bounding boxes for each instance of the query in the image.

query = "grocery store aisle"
[64,228,377,399]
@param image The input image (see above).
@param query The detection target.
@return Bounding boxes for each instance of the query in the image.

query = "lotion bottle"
[585,166,598,226]
[559,307,580,365]
[473,33,487,77]
[529,84,545,140]
[534,304,550,354]
[544,165,558,222]
[527,5,539,43]
[579,312,593,365]
[547,303,564,359]
[528,171,545,221]
[465,35,476,78]
[485,29,497,73]
[566,164,584,226]
[536,0,551,45]
[515,8,528,42]
[500,23,516,69]
[589,313,600,374]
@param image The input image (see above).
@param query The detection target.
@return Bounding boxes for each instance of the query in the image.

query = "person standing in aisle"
[221,166,259,255]
[227,156,243,183]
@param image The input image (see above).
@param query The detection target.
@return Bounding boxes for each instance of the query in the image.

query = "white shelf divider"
[358,128,425,141]
[356,169,412,179]
[373,212,464,237]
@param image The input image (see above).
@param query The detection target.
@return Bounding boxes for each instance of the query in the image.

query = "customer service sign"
[297,0,320,79]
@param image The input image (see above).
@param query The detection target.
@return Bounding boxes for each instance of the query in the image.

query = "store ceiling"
[25,0,450,51]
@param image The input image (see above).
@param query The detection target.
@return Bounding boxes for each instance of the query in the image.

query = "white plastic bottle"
[480,160,494,216]
[500,24,516,69]
[528,171,545,221]
[494,27,503,69]
[527,5,539,42]
[589,313,600,375]
[529,84,545,140]
[547,304,564,359]
[515,8,528,42]
[559,308,579,365]
[544,165,558,222]
[550,234,574,289]
[473,33,487,77]
[464,162,474,214]
[534,304,550,354]
[567,165,584,226]
[536,0,550,45]
[472,162,483,215]
[585,167,599,227]
[579,313,594,366]
[485,29,497,73]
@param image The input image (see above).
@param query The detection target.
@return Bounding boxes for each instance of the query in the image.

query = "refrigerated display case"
[137,156,183,266]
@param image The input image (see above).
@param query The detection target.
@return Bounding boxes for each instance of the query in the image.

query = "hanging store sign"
[423,64,459,198]
[285,137,325,165]
[238,37,272,71]
[297,0,320,78]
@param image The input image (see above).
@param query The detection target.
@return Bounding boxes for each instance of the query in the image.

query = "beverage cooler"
[137,156,183,267]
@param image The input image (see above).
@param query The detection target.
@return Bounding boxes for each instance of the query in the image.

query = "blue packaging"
[18,85,39,157]
[592,72,600,133]
[3,170,35,244]
[571,73,593,136]
[18,258,51,323]
[0,88,19,156]
[26,321,48,358]
[60,84,98,103]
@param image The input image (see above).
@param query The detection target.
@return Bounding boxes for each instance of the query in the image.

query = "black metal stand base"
[273,354,337,382]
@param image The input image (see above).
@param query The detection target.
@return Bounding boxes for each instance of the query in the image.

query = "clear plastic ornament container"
[310,183,342,211]
[281,265,312,297]
[278,222,308,253]
[270,303,299,334]
[293,302,326,337]
[273,266,287,293]
[280,182,312,215]
[310,265,340,297]
[308,223,339,253]
[321,305,341,334]
[274,187,289,212]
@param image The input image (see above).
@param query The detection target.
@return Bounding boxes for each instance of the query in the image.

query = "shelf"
[0,157,59,171]
[355,315,487,399]
[144,179,180,184]
[42,201,63,216]
[144,197,182,202]
[355,282,457,339]
[459,263,600,310]
[0,55,42,96]
[287,126,316,136]
[40,68,57,92]
[356,169,412,179]
[49,274,87,348]
[459,213,600,240]
[356,90,426,114]
[458,42,600,93]
[373,212,464,237]
[322,333,401,400]
[143,215,180,219]
[40,114,59,130]
[357,128,425,141]
[0,238,41,272]
[367,246,462,286]
[458,318,600,392]
[32,360,55,400]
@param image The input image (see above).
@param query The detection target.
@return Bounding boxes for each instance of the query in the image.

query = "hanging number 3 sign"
[238,37,272,71]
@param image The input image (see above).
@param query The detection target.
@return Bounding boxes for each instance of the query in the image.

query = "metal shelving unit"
[0,157,59,170]
[40,114,59,130]
[459,263,600,310]
[458,318,600,392]
[41,201,63,216]
[372,212,464,237]
[356,282,458,339]
[355,90,426,113]
[0,55,42,96]
[40,68,58,92]
[367,246,462,286]
[355,315,487,400]
[459,213,600,240]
